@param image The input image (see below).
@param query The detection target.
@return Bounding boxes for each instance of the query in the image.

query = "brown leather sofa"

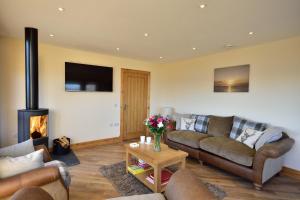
[164,116,295,190]
[0,145,69,200]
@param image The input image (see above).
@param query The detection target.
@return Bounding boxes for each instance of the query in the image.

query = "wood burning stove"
[18,27,49,147]
[18,109,49,147]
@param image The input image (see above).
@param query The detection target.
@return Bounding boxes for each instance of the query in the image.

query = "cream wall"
[1,36,299,170]
[157,36,300,170]
[0,37,161,147]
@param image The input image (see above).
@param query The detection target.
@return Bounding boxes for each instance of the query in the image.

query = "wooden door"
[121,69,150,140]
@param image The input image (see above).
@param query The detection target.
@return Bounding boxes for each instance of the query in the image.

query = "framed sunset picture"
[214,64,250,92]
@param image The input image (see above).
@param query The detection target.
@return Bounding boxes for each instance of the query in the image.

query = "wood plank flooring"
[69,143,300,200]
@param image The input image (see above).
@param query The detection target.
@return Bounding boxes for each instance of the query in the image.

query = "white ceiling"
[0,0,300,62]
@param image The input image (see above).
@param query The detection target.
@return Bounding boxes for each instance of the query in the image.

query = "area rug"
[99,161,226,199]
[50,150,80,166]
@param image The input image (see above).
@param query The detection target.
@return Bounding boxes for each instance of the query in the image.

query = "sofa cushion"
[199,137,255,166]
[180,118,196,131]
[236,128,264,149]
[167,131,209,148]
[173,113,192,130]
[193,115,210,133]
[255,127,283,150]
[207,116,233,137]
[229,116,266,139]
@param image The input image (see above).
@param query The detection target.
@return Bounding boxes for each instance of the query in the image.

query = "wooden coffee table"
[124,143,188,193]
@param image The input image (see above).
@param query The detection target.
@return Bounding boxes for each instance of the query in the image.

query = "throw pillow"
[173,113,192,130]
[207,116,233,137]
[0,149,44,179]
[229,116,266,139]
[0,139,34,157]
[255,127,283,150]
[180,118,196,131]
[194,115,210,133]
[236,128,264,149]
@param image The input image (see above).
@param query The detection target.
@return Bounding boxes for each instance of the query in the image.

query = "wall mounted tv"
[65,62,113,92]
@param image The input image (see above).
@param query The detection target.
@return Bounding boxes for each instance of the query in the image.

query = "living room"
[0,0,300,200]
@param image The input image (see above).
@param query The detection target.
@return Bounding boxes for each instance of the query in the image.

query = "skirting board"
[71,137,121,150]
[281,167,300,180]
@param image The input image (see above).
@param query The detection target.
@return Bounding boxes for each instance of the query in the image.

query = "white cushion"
[0,139,34,157]
[173,113,191,130]
[236,128,263,149]
[180,118,196,131]
[0,149,44,178]
[255,127,283,150]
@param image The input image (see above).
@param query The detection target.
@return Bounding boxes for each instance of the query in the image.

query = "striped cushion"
[229,116,266,139]
[193,115,210,133]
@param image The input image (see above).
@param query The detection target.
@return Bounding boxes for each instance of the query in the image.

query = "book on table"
[146,169,173,185]
[127,164,153,175]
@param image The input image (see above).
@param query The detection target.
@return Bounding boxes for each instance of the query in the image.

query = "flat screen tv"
[65,62,113,92]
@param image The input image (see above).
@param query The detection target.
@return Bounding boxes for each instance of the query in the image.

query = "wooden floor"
[69,143,300,200]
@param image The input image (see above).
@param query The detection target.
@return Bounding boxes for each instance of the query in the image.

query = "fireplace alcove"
[17,28,50,148]
[18,109,49,147]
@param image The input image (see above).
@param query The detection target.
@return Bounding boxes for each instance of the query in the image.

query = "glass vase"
[153,134,161,152]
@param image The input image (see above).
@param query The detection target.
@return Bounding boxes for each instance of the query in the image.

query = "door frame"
[120,68,150,141]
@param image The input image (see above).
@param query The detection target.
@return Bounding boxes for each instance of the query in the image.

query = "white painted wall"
[0,37,161,147]
[1,36,299,170]
[157,36,300,170]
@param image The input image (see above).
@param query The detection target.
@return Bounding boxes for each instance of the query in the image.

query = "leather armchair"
[0,145,68,200]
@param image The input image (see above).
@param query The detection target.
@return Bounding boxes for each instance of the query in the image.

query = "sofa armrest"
[0,166,62,198]
[163,120,176,143]
[254,136,294,162]
[34,145,52,162]
[253,135,295,185]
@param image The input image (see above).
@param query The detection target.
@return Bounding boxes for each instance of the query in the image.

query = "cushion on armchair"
[0,139,35,157]
[0,149,44,178]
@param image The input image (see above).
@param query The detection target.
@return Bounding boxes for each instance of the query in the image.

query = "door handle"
[124,104,127,111]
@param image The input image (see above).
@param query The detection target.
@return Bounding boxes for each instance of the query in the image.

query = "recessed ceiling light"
[248,31,254,35]
[144,33,149,37]
[224,44,233,48]
[116,47,120,51]
[192,47,197,50]
[58,7,65,12]
[159,56,163,59]
[49,34,54,37]
[200,4,206,8]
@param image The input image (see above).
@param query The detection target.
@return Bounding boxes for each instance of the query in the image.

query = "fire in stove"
[30,115,48,139]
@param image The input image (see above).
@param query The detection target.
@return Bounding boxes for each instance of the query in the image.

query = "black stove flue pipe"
[25,27,39,110]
